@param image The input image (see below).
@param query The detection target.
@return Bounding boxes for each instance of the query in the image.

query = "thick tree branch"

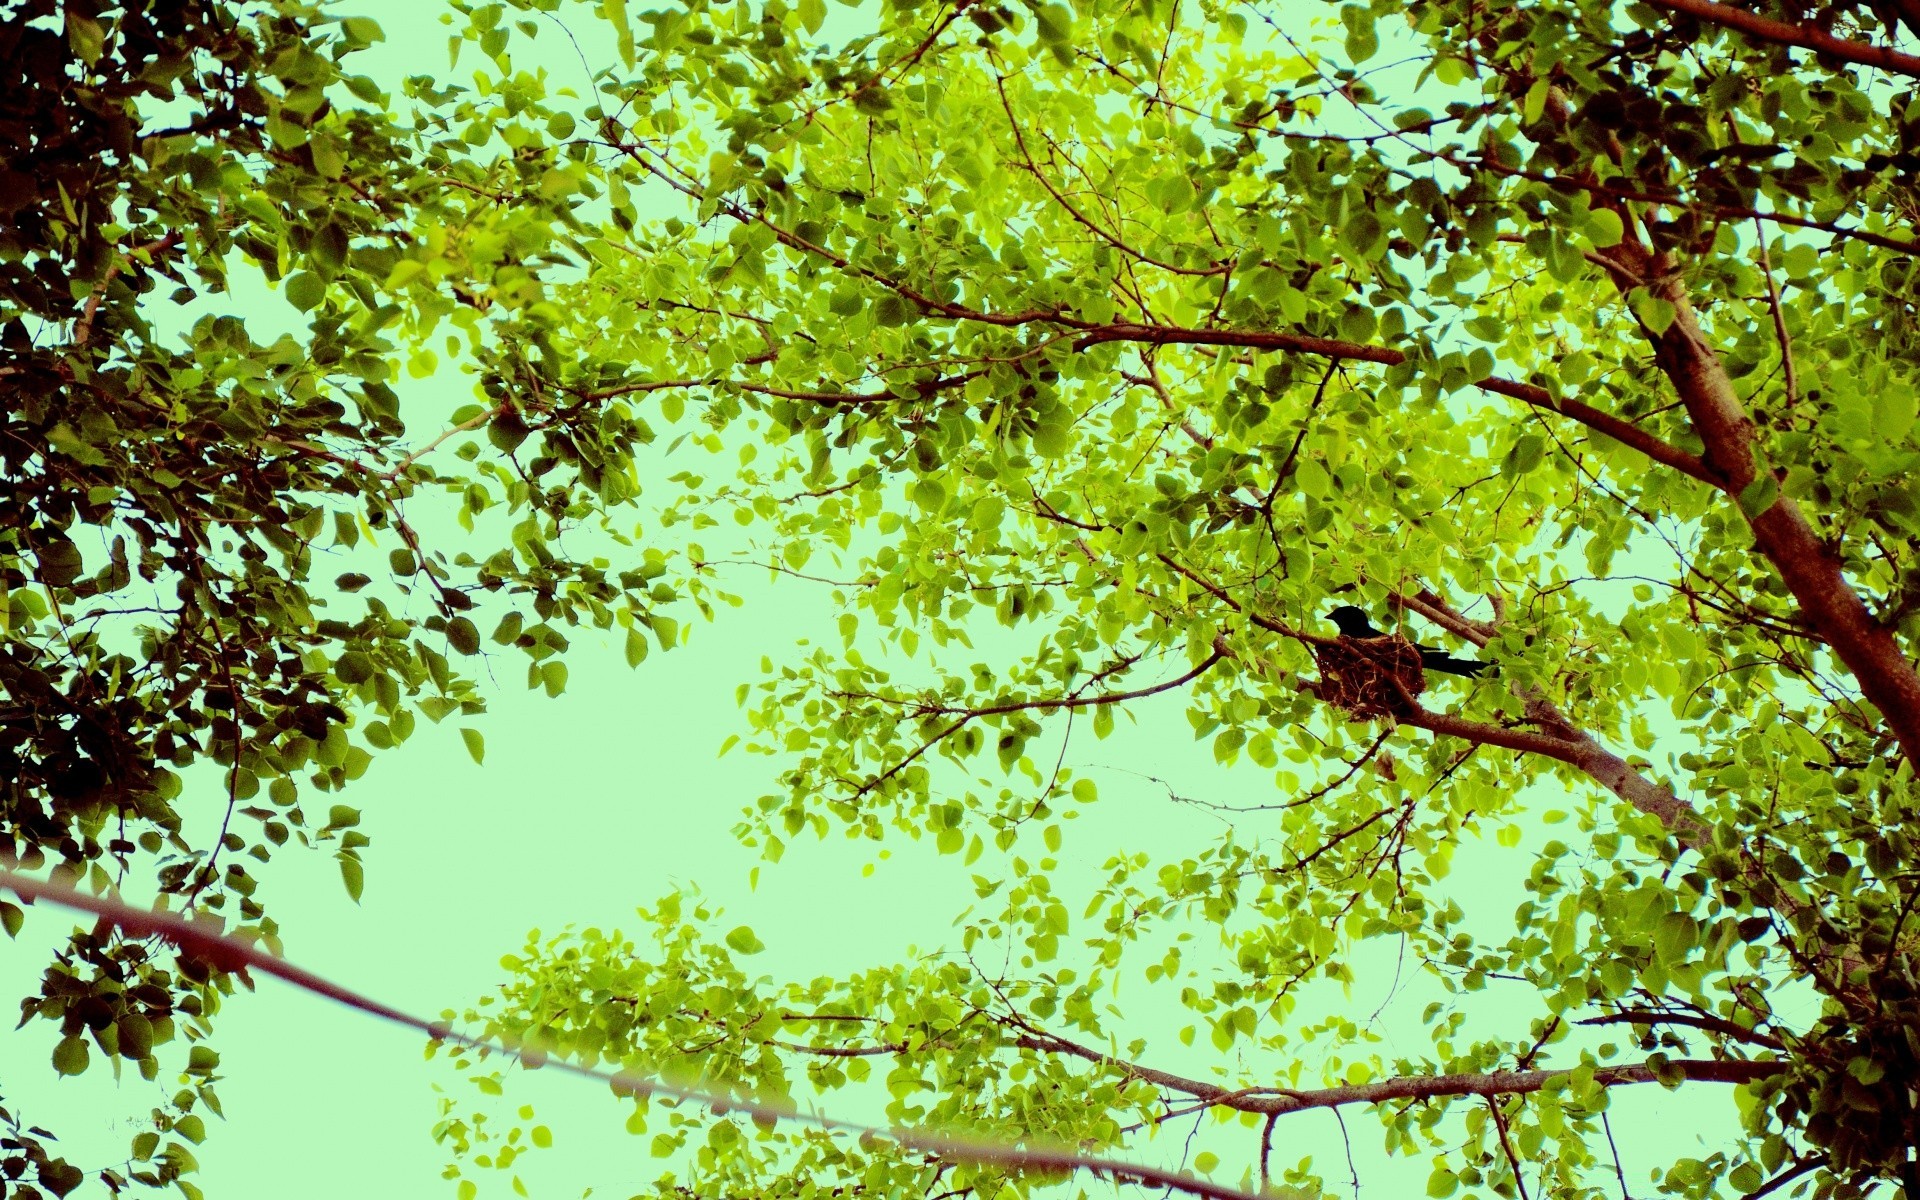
[0,871,1276,1200]
[1400,704,1711,848]
[1641,0,1920,77]
[1012,1027,1780,1116]
[1617,243,1920,770]
[1390,590,1711,846]
[1077,324,1716,486]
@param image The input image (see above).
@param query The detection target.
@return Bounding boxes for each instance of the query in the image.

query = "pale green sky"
[0,5,1779,1198]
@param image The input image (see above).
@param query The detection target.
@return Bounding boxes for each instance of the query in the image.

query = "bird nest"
[1314,636,1426,719]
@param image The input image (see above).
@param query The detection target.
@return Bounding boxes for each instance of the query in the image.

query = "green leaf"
[724,926,765,954]
[1523,80,1549,124]
[64,11,105,63]
[285,272,326,312]
[1341,6,1378,62]
[1738,473,1779,518]
[339,854,364,902]
[1504,433,1547,475]
[447,616,480,655]
[311,224,349,275]
[1034,4,1074,44]
[1032,412,1072,458]
[1628,288,1676,336]
[52,1035,89,1076]
[494,612,525,645]
[36,537,83,588]
[39,1161,84,1198]
[117,1012,154,1059]
[601,0,634,66]
[0,901,22,938]
[461,727,485,765]
[1872,387,1916,443]
[1586,209,1625,247]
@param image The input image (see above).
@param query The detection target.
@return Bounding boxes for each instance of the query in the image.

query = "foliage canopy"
[6,0,1920,1198]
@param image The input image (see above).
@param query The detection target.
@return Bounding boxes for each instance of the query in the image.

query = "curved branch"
[1402,703,1710,848]
[1641,0,1920,77]
[845,644,1229,804]
[1076,324,1716,486]
[1012,1026,1780,1116]
[0,869,1279,1200]
[1608,238,1920,772]
[1575,1009,1788,1052]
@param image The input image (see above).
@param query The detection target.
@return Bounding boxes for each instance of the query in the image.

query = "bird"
[1326,605,1493,678]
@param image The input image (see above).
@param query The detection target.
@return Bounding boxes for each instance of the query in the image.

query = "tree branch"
[0,870,1282,1200]
[1612,239,1920,771]
[1641,0,1920,77]
[1012,1025,1779,1116]
[1076,324,1716,486]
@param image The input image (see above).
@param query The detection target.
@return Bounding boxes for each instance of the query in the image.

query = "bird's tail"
[1421,652,1492,679]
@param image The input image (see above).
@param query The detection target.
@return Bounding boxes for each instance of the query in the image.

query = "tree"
[7,1,1920,1200]
[410,2,1920,1200]
[0,1,697,1193]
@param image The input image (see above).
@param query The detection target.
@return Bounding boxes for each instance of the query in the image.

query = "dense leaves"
[408,3,1920,1200]
[0,0,699,1191]
[8,1,1920,1199]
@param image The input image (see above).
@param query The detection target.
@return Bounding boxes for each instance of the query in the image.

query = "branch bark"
[1641,0,1920,77]
[1074,324,1716,486]
[0,871,1275,1200]
[1613,241,1920,771]
[1013,1027,1780,1117]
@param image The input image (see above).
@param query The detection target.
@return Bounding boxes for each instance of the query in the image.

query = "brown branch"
[0,870,1281,1200]
[1403,703,1710,848]
[1753,217,1799,407]
[1575,1009,1787,1052]
[846,644,1230,804]
[1488,1097,1533,1200]
[73,233,180,347]
[1077,324,1716,486]
[1450,152,1920,257]
[995,74,1228,279]
[1012,1026,1779,1116]
[1641,0,1920,77]
[382,408,499,479]
[1613,238,1920,770]
[574,372,983,407]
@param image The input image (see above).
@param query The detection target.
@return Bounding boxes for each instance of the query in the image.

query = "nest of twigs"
[1314,636,1426,719]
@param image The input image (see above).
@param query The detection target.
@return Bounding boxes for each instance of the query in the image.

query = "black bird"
[1326,605,1493,679]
